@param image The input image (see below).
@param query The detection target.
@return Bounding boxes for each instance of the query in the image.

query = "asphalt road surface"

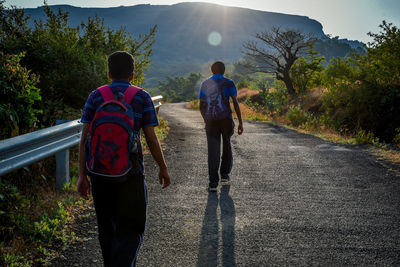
[53,103,400,266]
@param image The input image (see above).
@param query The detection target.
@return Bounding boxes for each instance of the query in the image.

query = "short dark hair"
[211,61,225,74]
[108,51,135,80]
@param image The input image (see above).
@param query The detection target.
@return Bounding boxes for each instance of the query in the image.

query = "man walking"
[77,51,170,266]
[199,61,243,192]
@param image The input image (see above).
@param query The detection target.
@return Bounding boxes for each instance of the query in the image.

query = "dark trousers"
[91,172,147,267]
[205,118,234,187]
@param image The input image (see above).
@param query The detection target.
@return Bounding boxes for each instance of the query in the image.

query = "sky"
[5,0,400,43]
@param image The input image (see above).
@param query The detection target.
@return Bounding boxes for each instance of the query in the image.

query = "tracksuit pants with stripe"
[91,172,147,267]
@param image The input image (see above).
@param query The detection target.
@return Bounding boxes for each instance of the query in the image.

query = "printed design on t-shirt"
[203,79,230,120]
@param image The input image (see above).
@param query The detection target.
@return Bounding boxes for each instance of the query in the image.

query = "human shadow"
[196,186,236,267]
[220,185,236,267]
[197,192,219,267]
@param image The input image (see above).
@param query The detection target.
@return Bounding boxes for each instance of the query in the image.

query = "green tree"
[158,73,202,102]
[0,0,30,54]
[364,20,400,87]
[321,21,400,142]
[290,45,325,94]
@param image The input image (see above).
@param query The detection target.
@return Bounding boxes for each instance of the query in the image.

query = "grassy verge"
[154,116,169,143]
[0,159,85,266]
[0,116,169,266]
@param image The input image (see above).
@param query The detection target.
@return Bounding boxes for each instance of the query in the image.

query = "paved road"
[139,103,400,266]
[53,103,400,266]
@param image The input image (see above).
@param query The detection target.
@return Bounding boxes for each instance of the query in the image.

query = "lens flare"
[208,31,222,46]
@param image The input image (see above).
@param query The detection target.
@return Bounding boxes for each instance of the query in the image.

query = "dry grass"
[371,147,400,166]
[234,103,270,121]
[187,99,200,109]
[237,88,259,102]
[301,87,325,113]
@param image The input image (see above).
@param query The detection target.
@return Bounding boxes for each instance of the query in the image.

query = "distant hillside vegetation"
[24,2,364,87]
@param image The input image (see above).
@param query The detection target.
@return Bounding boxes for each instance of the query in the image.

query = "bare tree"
[243,27,313,95]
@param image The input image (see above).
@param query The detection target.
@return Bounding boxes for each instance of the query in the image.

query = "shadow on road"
[220,185,236,267]
[197,185,236,267]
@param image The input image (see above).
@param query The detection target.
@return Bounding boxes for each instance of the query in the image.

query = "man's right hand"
[238,123,244,135]
[159,168,171,189]
[77,174,90,199]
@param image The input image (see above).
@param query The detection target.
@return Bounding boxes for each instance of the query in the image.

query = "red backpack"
[86,85,140,179]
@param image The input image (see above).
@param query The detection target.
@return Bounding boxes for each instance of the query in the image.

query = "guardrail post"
[56,120,70,189]
[56,149,69,189]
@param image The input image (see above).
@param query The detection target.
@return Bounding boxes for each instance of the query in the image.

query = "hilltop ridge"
[23,2,363,87]
[25,2,326,61]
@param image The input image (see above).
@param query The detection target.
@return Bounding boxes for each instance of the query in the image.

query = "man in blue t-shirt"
[199,61,243,192]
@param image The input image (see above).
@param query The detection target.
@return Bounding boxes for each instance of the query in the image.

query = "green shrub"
[320,21,400,142]
[260,81,288,115]
[34,202,69,243]
[301,115,322,131]
[0,253,32,267]
[0,53,42,139]
[355,129,377,145]
[286,105,309,127]
[393,128,400,144]
[0,178,33,242]
[322,56,360,86]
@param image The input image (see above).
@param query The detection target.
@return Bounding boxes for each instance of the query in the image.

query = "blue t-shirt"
[81,81,159,174]
[198,73,237,119]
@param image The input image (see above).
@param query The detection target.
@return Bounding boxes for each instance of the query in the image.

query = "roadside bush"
[321,21,400,142]
[260,81,288,115]
[0,254,32,267]
[286,105,309,127]
[301,115,322,131]
[0,52,41,139]
[393,129,400,144]
[322,56,360,86]
[355,129,377,145]
[321,80,363,130]
[34,202,69,243]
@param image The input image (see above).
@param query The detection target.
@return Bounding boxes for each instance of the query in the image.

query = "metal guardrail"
[0,95,163,188]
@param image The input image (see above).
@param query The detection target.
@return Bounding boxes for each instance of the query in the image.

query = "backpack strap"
[124,85,141,104]
[98,85,114,101]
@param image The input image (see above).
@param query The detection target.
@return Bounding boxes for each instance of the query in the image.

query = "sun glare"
[208,31,222,46]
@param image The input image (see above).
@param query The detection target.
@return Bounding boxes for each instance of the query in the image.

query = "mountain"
[23,2,362,87]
